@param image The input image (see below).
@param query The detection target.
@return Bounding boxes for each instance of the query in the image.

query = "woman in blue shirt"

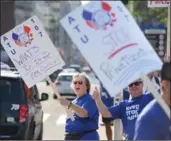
[59,72,99,140]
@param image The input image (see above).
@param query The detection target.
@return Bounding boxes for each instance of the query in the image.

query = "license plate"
[7,117,14,122]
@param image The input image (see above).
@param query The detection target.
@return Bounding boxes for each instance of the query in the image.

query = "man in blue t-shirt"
[134,62,171,140]
[92,79,154,140]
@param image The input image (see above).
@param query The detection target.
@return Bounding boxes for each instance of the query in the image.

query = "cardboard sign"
[1,16,65,88]
[60,1,163,96]
[148,0,170,7]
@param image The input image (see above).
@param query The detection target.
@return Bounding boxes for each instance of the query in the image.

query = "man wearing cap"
[134,62,171,140]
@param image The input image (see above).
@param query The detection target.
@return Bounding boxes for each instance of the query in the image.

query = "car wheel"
[28,124,35,140]
[37,122,43,140]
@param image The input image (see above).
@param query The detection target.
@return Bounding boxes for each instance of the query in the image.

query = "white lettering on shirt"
[126,104,140,120]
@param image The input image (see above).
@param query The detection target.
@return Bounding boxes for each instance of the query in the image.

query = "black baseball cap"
[161,62,171,81]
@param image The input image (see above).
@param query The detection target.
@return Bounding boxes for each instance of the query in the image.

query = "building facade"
[14,1,81,65]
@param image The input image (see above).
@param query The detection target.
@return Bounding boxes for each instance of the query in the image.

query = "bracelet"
[68,102,72,109]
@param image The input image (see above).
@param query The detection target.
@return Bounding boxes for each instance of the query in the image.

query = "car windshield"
[0,77,25,103]
[58,75,73,82]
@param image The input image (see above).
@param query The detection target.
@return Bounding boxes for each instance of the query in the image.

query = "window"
[0,77,25,103]
[58,75,73,82]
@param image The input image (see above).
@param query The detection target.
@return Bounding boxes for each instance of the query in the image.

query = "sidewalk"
[98,118,122,140]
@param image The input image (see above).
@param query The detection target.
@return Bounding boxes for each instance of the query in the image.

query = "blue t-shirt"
[65,94,99,134]
[108,93,154,140]
[134,100,171,140]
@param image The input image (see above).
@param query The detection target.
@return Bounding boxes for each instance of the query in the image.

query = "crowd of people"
[57,58,170,140]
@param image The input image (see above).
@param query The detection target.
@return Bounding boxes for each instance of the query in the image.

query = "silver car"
[53,72,78,101]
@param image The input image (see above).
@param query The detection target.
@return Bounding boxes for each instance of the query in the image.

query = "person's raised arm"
[92,87,112,118]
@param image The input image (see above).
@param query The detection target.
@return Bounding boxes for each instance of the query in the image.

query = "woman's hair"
[72,72,91,93]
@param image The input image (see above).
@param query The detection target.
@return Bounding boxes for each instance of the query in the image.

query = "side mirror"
[40,93,49,101]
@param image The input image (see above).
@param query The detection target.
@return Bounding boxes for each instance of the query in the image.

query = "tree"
[129,1,168,27]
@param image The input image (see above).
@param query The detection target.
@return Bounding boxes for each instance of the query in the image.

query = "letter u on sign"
[80,35,89,44]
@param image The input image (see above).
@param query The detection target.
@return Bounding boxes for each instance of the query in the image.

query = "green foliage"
[149,7,168,26]
[129,1,168,26]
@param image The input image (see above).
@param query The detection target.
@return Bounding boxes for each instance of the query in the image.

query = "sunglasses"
[73,81,83,85]
[128,81,142,87]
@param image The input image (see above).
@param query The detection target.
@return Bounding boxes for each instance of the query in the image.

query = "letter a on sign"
[68,16,76,25]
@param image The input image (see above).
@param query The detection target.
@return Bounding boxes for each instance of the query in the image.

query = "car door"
[30,86,42,139]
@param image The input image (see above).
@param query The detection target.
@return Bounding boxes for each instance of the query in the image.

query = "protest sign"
[1,16,65,88]
[1,16,75,120]
[60,1,163,97]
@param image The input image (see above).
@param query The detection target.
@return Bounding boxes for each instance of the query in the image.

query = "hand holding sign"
[46,77,75,121]
[92,87,101,102]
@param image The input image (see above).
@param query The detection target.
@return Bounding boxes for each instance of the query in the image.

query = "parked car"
[68,64,82,73]
[53,72,77,100]
[0,68,49,140]
[62,68,79,73]
[82,66,92,73]
[46,69,62,85]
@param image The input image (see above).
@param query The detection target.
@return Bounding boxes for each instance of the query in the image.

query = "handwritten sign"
[1,16,65,88]
[148,0,170,7]
[60,1,163,96]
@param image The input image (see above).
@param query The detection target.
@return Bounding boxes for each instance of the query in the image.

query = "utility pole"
[166,4,170,58]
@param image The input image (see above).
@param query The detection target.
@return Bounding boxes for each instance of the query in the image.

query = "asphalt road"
[37,82,110,140]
